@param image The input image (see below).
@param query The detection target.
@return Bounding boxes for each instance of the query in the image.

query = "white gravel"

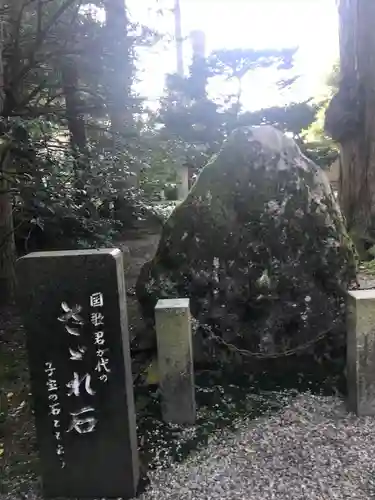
[137,393,375,500]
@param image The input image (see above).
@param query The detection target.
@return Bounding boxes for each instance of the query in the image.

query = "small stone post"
[347,289,375,415]
[155,298,196,424]
[177,165,189,200]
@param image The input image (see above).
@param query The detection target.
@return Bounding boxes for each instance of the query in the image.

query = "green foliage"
[238,102,318,138]
[155,45,304,180]
[0,0,164,261]
[149,201,179,223]
[301,140,339,169]
[0,0,340,268]
[139,137,179,201]
[208,47,295,77]
[303,62,340,160]
[5,118,122,252]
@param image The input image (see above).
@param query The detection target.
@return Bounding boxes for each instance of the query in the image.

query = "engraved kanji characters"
[90,312,104,327]
[67,407,97,434]
[90,292,103,308]
[66,372,95,397]
[44,361,65,467]
[89,294,111,384]
[69,346,86,361]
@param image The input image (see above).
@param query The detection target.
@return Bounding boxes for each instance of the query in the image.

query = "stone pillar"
[177,165,189,200]
[347,289,375,415]
[155,298,196,424]
[16,249,139,499]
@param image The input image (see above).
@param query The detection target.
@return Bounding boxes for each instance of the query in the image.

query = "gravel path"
[138,393,375,500]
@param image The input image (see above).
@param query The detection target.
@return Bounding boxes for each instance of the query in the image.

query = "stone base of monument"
[155,298,196,425]
[347,289,375,416]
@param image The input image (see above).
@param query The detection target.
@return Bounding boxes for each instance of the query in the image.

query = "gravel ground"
[2,266,375,500]
[137,393,375,500]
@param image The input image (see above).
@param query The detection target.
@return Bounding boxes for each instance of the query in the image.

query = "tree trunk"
[61,58,87,153]
[174,0,184,76]
[61,57,88,202]
[0,154,16,305]
[234,76,243,121]
[0,1,19,304]
[104,0,133,136]
[338,0,375,248]
[103,0,138,188]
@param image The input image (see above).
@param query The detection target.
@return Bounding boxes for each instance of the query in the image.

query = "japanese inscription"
[17,249,139,499]
[58,299,98,436]
[45,361,65,468]
[90,293,111,383]
[67,407,97,434]
[50,292,112,440]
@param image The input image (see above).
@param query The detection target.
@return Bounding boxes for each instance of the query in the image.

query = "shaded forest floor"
[2,228,375,498]
[0,229,286,498]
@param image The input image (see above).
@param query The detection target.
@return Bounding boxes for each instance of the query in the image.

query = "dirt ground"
[2,227,375,496]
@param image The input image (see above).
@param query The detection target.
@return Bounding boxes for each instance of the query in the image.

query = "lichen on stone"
[136,125,357,381]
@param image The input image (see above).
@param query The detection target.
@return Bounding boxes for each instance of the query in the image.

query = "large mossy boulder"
[136,126,357,383]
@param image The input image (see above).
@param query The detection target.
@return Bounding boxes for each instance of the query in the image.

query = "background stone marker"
[347,289,375,416]
[17,249,139,498]
[155,298,196,424]
[177,164,190,200]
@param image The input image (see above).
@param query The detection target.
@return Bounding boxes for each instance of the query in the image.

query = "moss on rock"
[136,126,357,381]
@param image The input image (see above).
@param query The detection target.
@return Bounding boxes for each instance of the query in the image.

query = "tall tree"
[209,47,296,127]
[0,0,88,303]
[174,0,184,76]
[0,0,24,304]
[325,0,375,248]
[157,45,298,180]
[102,0,156,189]
[103,0,134,136]
[239,101,318,141]
[61,56,89,201]
[0,0,164,305]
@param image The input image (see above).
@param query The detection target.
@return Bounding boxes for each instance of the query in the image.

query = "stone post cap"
[348,289,375,300]
[18,248,122,259]
[155,298,190,309]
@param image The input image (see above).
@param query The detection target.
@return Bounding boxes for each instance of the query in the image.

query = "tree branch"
[16,79,48,110]
[10,0,82,89]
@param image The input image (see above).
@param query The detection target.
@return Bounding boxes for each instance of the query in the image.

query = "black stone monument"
[17,249,139,499]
